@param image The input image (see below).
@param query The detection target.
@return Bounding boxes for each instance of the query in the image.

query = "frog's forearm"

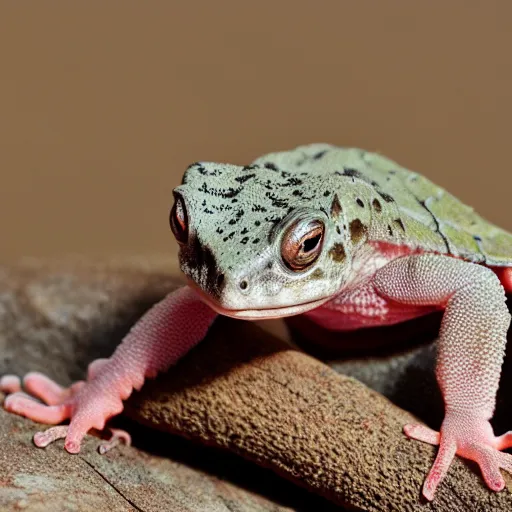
[2,286,217,452]
[374,254,511,499]
[105,286,217,392]
[374,255,509,415]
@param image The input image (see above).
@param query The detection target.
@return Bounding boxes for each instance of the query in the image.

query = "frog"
[2,143,512,501]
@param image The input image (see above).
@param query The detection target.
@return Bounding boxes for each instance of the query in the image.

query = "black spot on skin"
[282,177,303,187]
[254,220,261,226]
[387,225,393,237]
[236,209,245,218]
[252,205,267,213]
[198,182,242,199]
[336,225,341,235]
[265,191,289,209]
[241,227,248,235]
[331,194,343,219]
[389,170,397,175]
[311,268,325,279]
[377,191,395,203]
[313,150,328,160]
[228,219,237,225]
[350,219,367,244]
[323,191,330,197]
[267,262,273,269]
[216,227,224,234]
[264,162,279,171]
[356,198,365,208]
[223,237,228,242]
[371,181,379,188]
[372,198,382,213]
[235,173,256,184]
[242,165,258,172]
[252,238,260,244]
[293,190,302,196]
[474,235,482,242]
[343,167,363,179]
[328,243,346,263]
[241,237,249,244]
[393,218,406,233]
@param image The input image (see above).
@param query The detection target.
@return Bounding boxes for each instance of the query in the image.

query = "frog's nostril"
[239,279,249,291]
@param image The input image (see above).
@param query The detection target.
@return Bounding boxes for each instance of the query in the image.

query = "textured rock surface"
[1,408,310,512]
[1,258,512,511]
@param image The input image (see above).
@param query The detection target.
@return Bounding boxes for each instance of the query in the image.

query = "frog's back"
[253,143,512,267]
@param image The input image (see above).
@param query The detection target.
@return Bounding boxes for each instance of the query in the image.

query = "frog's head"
[170,160,353,319]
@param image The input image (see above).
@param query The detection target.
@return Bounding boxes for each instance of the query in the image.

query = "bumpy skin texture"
[2,144,512,501]
[1,287,217,453]
[374,254,512,499]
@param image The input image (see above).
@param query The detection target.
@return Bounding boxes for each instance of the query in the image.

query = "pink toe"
[5,393,69,424]
[64,439,81,454]
[98,428,132,454]
[404,423,440,445]
[34,426,68,448]
[23,372,67,405]
[0,375,22,394]
[496,431,512,451]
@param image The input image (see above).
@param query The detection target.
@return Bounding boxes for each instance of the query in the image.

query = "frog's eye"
[170,194,188,245]
[281,219,324,271]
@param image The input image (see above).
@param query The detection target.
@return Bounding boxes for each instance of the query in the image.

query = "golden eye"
[281,219,324,271]
[170,194,188,245]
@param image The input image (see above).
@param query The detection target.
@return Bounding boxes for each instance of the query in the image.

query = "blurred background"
[0,2,510,264]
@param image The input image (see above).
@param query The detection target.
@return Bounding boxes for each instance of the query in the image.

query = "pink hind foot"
[404,413,512,500]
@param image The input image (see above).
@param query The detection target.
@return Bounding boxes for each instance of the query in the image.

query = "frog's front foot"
[1,369,128,454]
[404,412,512,500]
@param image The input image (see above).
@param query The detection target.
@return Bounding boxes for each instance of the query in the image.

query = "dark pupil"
[302,234,321,253]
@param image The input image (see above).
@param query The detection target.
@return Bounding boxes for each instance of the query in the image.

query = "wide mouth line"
[186,279,328,318]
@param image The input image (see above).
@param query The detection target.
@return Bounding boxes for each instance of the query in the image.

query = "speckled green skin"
[175,143,512,314]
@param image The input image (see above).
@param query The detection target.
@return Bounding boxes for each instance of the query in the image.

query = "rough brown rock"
[1,258,512,511]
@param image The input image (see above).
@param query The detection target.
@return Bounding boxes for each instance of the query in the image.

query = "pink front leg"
[374,255,512,500]
[1,286,217,453]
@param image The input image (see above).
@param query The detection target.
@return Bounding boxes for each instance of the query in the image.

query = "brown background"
[0,2,510,264]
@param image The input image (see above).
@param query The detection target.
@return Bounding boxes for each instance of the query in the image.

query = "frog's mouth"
[187,280,330,320]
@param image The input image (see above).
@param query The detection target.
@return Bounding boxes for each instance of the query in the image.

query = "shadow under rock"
[288,307,512,436]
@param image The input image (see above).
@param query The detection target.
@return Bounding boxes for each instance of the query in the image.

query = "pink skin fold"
[2,254,512,500]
